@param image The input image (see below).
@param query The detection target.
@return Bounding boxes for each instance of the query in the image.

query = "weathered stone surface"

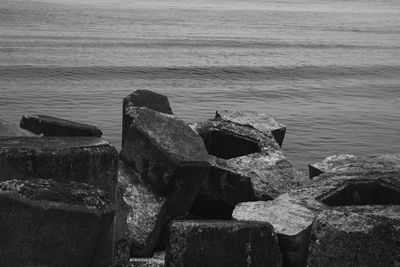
[130,251,165,267]
[122,90,173,146]
[0,119,36,137]
[215,110,286,147]
[120,108,209,256]
[189,119,305,219]
[118,161,167,257]
[309,153,400,179]
[20,114,102,137]
[0,137,118,198]
[233,172,400,267]
[165,220,282,267]
[308,209,400,267]
[0,178,115,267]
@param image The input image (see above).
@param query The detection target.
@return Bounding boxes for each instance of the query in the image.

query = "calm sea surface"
[1,0,399,169]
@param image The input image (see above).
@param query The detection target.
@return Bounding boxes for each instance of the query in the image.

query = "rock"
[0,119,36,136]
[122,90,173,146]
[0,136,118,266]
[215,110,286,147]
[0,178,115,267]
[120,108,209,256]
[20,114,103,137]
[0,137,118,198]
[189,119,305,219]
[165,220,282,267]
[130,251,165,267]
[309,153,400,179]
[119,161,167,257]
[233,172,400,266]
[308,210,400,267]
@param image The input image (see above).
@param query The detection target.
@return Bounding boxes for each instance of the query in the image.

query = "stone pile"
[0,90,398,267]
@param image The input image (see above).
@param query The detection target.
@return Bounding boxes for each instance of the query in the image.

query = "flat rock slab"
[215,110,286,147]
[130,251,165,267]
[20,114,102,137]
[0,119,36,137]
[122,90,173,145]
[190,118,305,218]
[309,153,400,179]
[0,178,114,267]
[234,172,400,266]
[0,136,118,198]
[308,209,400,267]
[165,220,282,267]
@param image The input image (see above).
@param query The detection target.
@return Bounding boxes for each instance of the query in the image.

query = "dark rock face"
[20,114,103,137]
[120,107,209,256]
[233,172,400,267]
[0,119,36,137]
[165,220,282,267]
[0,179,115,267]
[122,90,173,146]
[215,110,286,147]
[130,251,165,267]
[309,153,400,179]
[0,137,118,198]
[189,118,305,219]
[308,210,400,267]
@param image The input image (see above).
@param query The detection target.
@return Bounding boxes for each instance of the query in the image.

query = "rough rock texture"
[309,153,400,179]
[215,110,286,147]
[0,119,36,137]
[20,114,102,137]
[0,179,115,267]
[122,90,173,146]
[308,210,400,267]
[0,136,118,266]
[0,137,118,198]
[120,107,209,256]
[189,118,305,219]
[130,251,165,267]
[119,161,167,257]
[233,172,400,267]
[165,220,282,267]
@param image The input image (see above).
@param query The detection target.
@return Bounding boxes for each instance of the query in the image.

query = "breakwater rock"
[0,89,397,267]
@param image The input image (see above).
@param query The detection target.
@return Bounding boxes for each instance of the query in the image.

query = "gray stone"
[120,108,209,256]
[20,114,102,137]
[215,110,286,147]
[122,90,173,146]
[309,153,400,179]
[0,178,115,267]
[165,220,282,267]
[308,209,400,267]
[130,251,165,267]
[0,137,118,198]
[189,119,305,219]
[0,119,36,137]
[233,172,400,267]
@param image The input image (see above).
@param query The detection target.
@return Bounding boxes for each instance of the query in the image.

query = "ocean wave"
[1,65,399,81]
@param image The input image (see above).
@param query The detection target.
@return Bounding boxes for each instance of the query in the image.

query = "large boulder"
[0,136,118,266]
[122,90,173,146]
[0,119,35,136]
[120,107,209,256]
[20,114,103,137]
[165,220,282,267]
[233,171,400,266]
[0,178,115,267]
[309,153,400,179]
[215,110,286,147]
[308,209,400,267]
[189,117,305,219]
